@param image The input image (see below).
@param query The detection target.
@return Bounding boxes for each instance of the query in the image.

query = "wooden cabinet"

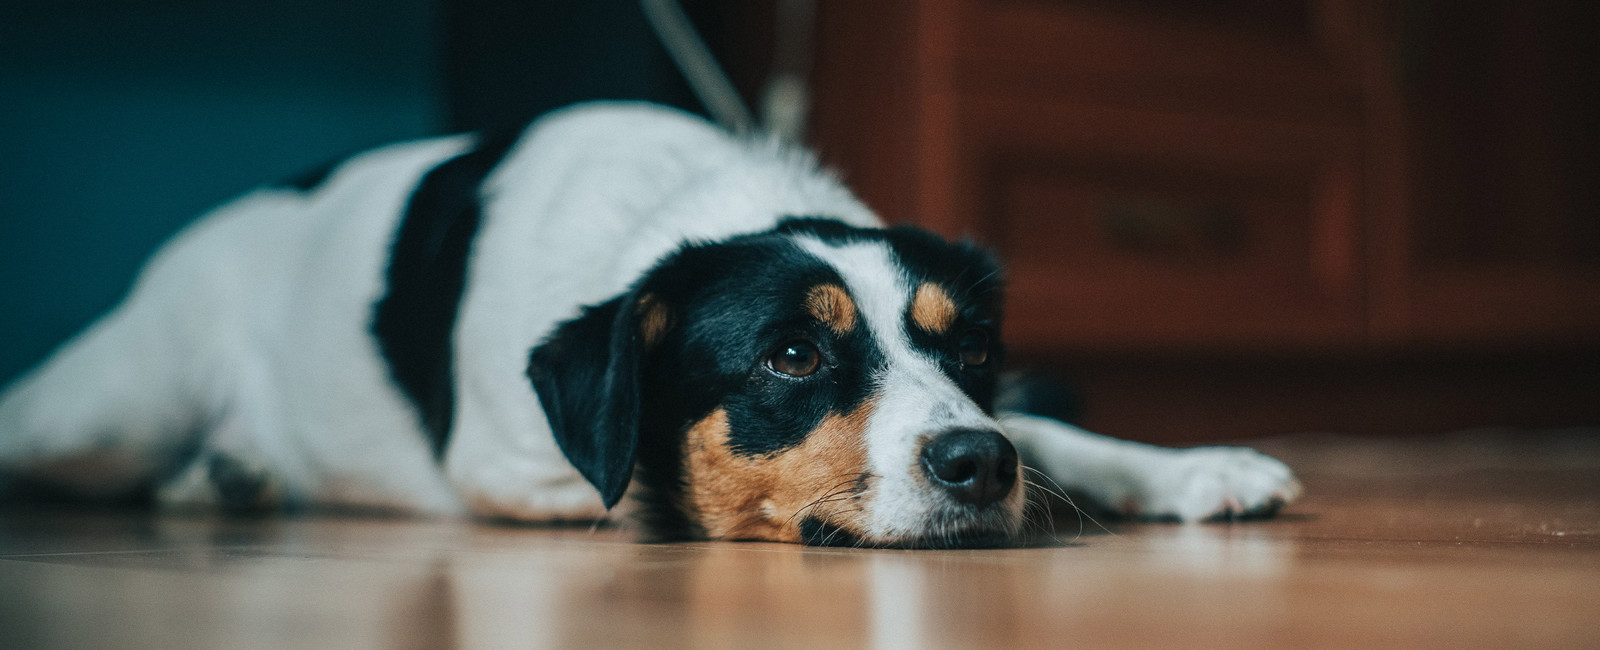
[810,0,1600,355]
[808,0,1600,438]
[1367,2,1600,349]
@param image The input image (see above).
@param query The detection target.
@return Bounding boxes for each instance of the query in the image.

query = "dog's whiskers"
[1022,465,1115,540]
[785,473,873,527]
[817,506,867,547]
[1019,483,1064,544]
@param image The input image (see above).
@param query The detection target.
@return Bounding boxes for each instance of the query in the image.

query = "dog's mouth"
[797,516,1015,549]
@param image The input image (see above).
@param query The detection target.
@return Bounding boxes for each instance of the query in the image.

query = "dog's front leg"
[999,413,1301,522]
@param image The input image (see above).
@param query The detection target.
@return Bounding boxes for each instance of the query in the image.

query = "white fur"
[0,102,1298,532]
[1000,413,1302,522]
[792,237,1025,539]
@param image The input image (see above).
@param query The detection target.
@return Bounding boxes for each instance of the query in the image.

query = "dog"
[0,103,1299,547]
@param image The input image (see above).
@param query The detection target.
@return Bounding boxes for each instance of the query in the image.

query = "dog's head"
[528,218,1022,547]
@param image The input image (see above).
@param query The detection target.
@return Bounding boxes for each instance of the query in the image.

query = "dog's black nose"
[920,428,1018,508]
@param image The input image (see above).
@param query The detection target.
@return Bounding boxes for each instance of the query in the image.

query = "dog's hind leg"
[152,355,307,513]
[156,432,284,514]
[999,412,1302,522]
[0,295,219,501]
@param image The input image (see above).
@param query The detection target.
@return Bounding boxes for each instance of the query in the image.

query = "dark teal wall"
[0,1,445,385]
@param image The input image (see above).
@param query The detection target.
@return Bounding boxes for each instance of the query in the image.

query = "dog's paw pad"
[1140,447,1301,523]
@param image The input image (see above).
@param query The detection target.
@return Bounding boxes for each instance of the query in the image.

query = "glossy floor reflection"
[2,430,1597,649]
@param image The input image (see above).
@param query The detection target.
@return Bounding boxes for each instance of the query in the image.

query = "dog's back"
[0,102,876,514]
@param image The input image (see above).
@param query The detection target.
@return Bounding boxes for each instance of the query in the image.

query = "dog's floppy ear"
[526,292,659,509]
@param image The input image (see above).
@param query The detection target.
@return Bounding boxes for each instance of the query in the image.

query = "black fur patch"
[527,295,643,510]
[781,217,1007,412]
[608,232,886,537]
[799,517,864,547]
[373,128,524,459]
[637,236,882,459]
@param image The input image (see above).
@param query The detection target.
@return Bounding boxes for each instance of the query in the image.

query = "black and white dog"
[0,103,1299,547]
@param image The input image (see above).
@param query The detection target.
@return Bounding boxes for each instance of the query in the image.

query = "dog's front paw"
[1131,447,1302,523]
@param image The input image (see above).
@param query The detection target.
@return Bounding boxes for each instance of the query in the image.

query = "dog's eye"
[768,341,822,377]
[958,328,990,367]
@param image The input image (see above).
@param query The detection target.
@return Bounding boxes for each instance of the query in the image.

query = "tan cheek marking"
[682,409,764,539]
[682,400,877,543]
[805,284,857,334]
[911,282,957,334]
[636,293,671,349]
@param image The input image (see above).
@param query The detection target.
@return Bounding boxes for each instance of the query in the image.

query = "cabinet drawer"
[951,0,1360,119]
[951,96,1364,351]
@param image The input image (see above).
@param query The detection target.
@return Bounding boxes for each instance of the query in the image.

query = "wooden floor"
[2,431,1596,649]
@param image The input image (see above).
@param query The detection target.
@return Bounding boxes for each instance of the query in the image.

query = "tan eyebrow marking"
[637,293,671,349]
[805,283,857,334]
[910,282,957,334]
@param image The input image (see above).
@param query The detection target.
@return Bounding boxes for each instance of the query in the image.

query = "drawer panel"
[952,1,1361,120]
[951,97,1364,351]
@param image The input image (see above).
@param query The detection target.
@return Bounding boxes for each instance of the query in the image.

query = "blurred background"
[2,0,1596,442]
